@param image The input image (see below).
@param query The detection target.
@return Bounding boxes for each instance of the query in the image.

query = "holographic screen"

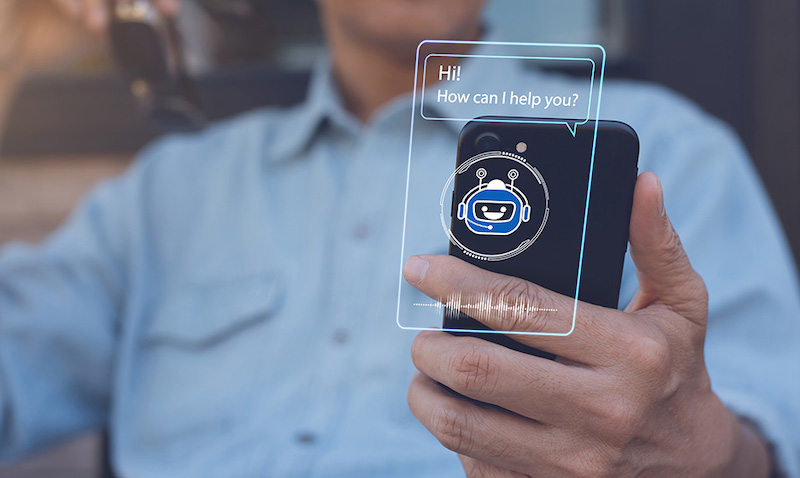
[397,40,606,336]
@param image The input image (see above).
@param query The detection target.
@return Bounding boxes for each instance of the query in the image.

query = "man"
[3,0,799,476]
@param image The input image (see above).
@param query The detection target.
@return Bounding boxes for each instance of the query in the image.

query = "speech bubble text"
[435,89,582,110]
[420,53,596,135]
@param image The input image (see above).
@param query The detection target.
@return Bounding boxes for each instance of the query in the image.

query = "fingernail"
[404,256,429,285]
[655,175,665,217]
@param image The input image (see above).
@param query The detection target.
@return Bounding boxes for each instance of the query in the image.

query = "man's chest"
[107,130,456,474]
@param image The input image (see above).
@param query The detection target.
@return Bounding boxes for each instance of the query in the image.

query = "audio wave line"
[413,291,558,315]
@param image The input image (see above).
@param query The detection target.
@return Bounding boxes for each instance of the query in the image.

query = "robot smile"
[478,203,512,222]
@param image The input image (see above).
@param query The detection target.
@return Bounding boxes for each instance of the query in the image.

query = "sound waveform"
[413,291,558,319]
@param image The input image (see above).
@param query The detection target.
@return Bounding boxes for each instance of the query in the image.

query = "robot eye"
[500,206,507,213]
[482,206,488,212]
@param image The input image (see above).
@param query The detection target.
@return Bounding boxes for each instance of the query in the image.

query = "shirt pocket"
[145,273,285,348]
[131,274,285,455]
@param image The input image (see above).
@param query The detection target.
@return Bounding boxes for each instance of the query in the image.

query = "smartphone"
[443,118,639,356]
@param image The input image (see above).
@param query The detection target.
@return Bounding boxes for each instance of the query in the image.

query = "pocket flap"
[146,274,284,348]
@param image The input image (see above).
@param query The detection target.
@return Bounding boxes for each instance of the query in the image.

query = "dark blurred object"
[625,0,800,265]
[108,0,206,132]
[104,0,321,134]
[0,0,320,157]
[196,0,322,67]
[0,66,309,156]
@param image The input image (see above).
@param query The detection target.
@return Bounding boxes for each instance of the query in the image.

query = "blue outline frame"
[396,40,607,337]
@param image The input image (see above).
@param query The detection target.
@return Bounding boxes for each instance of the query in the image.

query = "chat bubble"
[421,54,594,135]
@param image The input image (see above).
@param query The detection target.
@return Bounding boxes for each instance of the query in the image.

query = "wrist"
[721,418,772,478]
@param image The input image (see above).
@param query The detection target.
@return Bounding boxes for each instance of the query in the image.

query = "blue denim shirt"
[1,51,799,477]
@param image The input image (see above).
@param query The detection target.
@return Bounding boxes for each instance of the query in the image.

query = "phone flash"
[516,142,528,153]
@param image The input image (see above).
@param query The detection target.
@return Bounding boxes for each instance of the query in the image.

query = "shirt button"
[296,431,316,445]
[333,329,350,345]
[352,223,370,240]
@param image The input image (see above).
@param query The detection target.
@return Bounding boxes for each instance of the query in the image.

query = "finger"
[404,254,628,362]
[403,254,572,334]
[155,0,180,17]
[411,330,597,424]
[83,0,107,32]
[626,172,707,324]
[460,455,530,478]
[53,0,82,18]
[408,372,547,473]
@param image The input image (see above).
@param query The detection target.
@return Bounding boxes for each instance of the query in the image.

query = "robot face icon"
[441,150,549,261]
[475,200,515,222]
[457,170,531,235]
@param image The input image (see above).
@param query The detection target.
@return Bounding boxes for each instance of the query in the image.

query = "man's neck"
[326,33,417,124]
[324,25,481,124]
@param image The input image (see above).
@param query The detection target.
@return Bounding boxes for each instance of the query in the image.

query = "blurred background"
[0,0,797,476]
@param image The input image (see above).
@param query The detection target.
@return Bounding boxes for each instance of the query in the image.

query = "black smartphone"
[443,118,639,356]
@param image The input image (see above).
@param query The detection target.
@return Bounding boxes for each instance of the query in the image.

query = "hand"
[52,0,180,32]
[404,172,771,477]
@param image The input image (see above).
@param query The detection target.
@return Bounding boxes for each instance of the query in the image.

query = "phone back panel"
[444,119,638,352]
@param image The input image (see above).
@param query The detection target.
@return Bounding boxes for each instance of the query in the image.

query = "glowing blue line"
[395,41,424,330]
[419,40,607,49]
[399,325,576,337]
[424,54,596,61]
[569,44,606,336]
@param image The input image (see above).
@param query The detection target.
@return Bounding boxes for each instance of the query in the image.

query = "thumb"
[156,0,181,17]
[625,172,707,322]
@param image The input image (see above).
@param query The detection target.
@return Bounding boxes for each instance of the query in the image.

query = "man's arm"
[0,163,140,461]
[405,173,772,477]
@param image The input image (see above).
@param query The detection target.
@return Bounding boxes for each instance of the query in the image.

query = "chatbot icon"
[440,150,549,261]
[456,168,531,235]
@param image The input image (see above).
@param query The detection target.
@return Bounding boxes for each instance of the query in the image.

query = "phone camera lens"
[475,132,501,151]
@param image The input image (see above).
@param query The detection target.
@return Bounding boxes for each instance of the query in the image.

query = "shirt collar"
[267,29,540,160]
[269,54,360,161]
